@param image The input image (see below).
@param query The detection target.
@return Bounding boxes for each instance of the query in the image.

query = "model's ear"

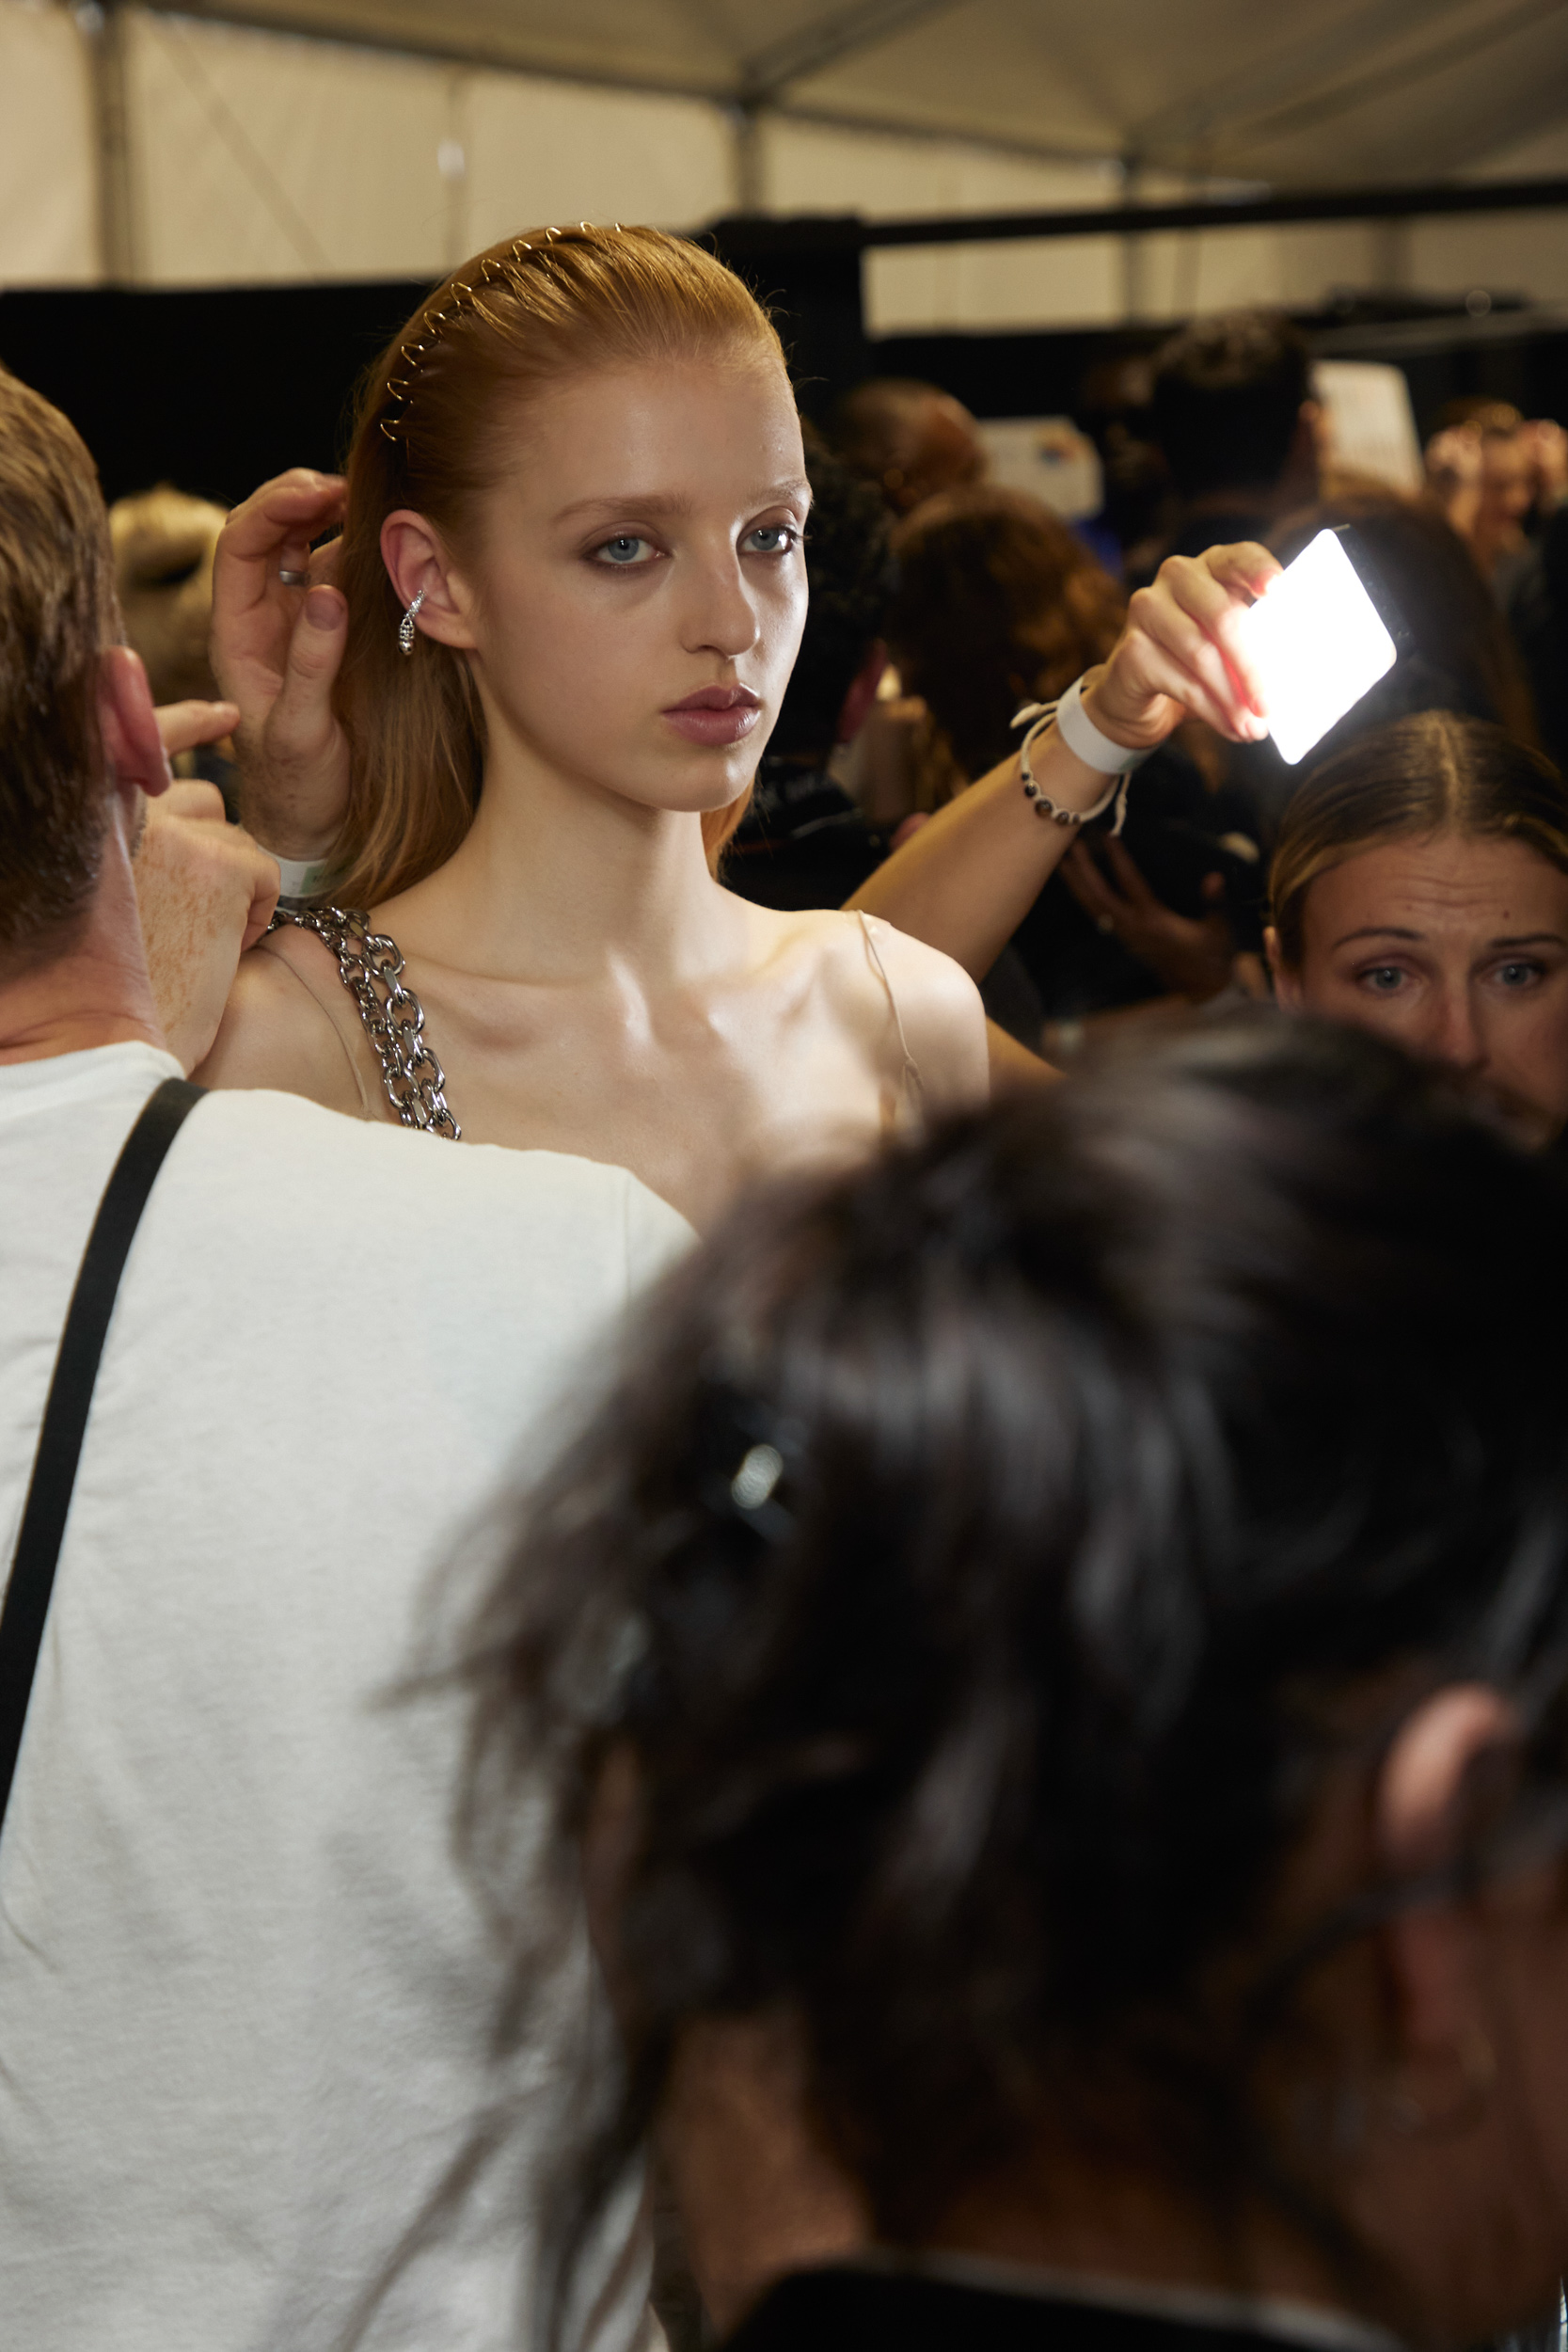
[1264,925,1303,1009]
[380,511,477,652]
[98,645,172,810]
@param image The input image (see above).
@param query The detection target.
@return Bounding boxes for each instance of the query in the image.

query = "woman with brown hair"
[887,485,1127,788]
[1265,708,1568,1148]
[198,226,990,1228]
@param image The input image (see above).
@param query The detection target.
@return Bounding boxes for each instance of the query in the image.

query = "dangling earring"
[399,585,427,657]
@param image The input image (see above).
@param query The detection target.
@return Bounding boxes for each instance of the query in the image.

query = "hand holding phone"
[1232,527,1403,766]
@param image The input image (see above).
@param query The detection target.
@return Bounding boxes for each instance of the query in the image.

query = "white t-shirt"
[0,1043,693,2352]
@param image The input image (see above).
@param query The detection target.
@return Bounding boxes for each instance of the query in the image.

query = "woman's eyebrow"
[552,478,811,526]
[1486,930,1568,948]
[553,490,693,524]
[1332,925,1423,948]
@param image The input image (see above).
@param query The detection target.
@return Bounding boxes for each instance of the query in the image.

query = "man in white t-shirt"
[0,376,690,2346]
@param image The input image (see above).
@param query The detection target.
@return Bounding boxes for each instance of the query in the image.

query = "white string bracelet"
[1012,675,1156,835]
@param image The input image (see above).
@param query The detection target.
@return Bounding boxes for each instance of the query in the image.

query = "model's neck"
[378,721,741,985]
[0,819,166,1066]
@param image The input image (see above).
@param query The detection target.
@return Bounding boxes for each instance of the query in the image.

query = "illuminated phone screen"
[1232,528,1400,766]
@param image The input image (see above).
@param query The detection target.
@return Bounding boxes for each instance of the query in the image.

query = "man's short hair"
[1150,311,1312,500]
[0,369,119,975]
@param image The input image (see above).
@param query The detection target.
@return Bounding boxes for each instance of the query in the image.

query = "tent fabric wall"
[122,8,738,283]
[5,0,1568,331]
[0,0,98,283]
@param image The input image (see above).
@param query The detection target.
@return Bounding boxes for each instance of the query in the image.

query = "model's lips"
[662,685,763,746]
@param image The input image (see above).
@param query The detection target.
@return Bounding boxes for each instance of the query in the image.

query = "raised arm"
[847,543,1278,980]
[210,469,352,862]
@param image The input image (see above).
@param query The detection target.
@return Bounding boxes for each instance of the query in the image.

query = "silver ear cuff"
[398,585,427,656]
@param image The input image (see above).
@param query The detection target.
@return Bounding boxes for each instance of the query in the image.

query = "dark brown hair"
[0,369,120,976]
[1270,710,1568,968]
[888,485,1125,781]
[331,224,787,908]
[1151,310,1311,499]
[454,1015,1568,2338]
[1271,488,1538,747]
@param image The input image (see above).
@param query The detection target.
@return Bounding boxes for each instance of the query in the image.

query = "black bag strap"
[0,1075,203,1837]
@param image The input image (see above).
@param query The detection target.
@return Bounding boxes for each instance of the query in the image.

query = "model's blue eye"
[1497,961,1543,989]
[744,525,799,556]
[594,536,656,566]
[1361,965,1405,993]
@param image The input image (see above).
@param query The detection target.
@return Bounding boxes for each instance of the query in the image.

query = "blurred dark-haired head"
[1152,311,1314,502]
[765,443,895,766]
[831,378,986,516]
[1268,711,1568,1145]
[461,1015,1568,2345]
[1269,488,1537,751]
[887,485,1125,780]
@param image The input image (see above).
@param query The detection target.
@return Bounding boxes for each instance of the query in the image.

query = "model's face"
[1275,832,1568,1146]
[452,357,809,815]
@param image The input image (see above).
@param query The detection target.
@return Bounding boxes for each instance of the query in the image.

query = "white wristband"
[267,850,337,906]
[1053,675,1156,775]
[1011,675,1157,838]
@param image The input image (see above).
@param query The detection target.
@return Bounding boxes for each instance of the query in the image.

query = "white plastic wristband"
[267,850,337,907]
[1054,674,1157,775]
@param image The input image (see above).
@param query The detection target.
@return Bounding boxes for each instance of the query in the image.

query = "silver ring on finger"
[277,567,309,588]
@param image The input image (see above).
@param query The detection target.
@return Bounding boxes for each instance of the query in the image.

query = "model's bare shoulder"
[849,911,990,1113]
[194,929,370,1117]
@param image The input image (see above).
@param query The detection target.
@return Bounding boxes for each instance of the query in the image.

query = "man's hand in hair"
[134,782,280,1074]
[211,469,351,859]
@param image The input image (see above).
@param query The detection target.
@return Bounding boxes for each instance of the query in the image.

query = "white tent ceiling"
[161,0,1568,185]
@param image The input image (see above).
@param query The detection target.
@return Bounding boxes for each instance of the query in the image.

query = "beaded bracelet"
[1012,675,1155,834]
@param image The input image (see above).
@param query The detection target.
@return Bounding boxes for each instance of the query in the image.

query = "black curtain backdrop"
[0,280,433,507]
[5,270,1568,514]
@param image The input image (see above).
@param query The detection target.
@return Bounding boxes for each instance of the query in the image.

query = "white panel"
[461,72,735,249]
[126,9,451,284]
[1128,222,1386,326]
[0,0,98,285]
[761,118,1121,332]
[1407,213,1568,307]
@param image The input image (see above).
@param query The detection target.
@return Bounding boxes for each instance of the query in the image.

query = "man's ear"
[1264,926,1303,1009]
[98,644,172,812]
[381,511,477,652]
[1375,1685,1518,2060]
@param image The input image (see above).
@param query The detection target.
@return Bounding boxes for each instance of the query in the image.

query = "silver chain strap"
[268,906,461,1141]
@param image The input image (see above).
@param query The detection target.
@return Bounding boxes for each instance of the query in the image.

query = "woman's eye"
[593,536,657,567]
[1495,960,1544,989]
[1358,965,1407,994]
[743,525,800,556]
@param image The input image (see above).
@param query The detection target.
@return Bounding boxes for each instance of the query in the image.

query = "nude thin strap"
[856,910,925,1117]
[257,933,374,1119]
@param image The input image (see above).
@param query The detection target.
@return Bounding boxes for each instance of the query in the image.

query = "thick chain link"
[268,906,461,1141]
